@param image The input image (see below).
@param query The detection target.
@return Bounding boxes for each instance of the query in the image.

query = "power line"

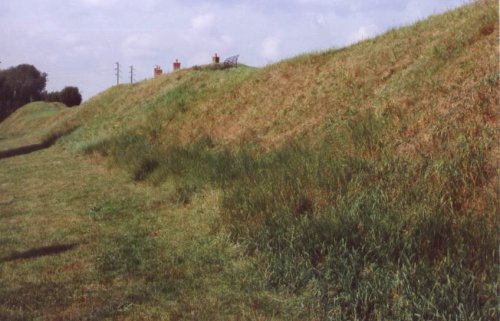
[114,62,121,85]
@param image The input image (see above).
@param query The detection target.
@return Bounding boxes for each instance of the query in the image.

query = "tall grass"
[84,106,497,320]
[74,3,500,319]
[218,114,496,320]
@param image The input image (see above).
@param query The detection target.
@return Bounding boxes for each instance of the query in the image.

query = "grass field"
[0,1,498,320]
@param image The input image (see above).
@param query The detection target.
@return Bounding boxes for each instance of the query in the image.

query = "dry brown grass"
[36,1,496,158]
[140,1,497,153]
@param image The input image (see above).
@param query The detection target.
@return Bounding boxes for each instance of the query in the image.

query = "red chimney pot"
[173,59,181,71]
[154,65,163,78]
[212,53,220,64]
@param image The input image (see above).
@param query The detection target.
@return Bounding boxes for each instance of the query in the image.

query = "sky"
[0,0,469,100]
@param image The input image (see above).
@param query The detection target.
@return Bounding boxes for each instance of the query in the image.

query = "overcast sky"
[0,0,468,100]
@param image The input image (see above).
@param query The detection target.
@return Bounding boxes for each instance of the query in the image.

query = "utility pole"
[115,62,121,85]
[129,65,134,84]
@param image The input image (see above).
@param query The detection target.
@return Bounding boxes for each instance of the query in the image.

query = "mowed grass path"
[0,138,282,320]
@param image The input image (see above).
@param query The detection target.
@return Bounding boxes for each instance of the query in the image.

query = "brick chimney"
[154,65,163,78]
[212,53,220,64]
[173,59,181,71]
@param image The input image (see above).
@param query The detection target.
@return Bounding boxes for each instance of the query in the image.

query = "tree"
[0,64,47,121]
[2,64,47,103]
[44,91,61,102]
[0,76,13,121]
[59,86,82,107]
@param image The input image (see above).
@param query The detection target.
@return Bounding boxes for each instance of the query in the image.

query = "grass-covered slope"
[53,0,497,152]
[0,1,498,320]
[0,102,67,135]
[0,101,72,149]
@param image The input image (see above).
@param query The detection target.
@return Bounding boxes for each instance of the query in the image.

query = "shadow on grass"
[1,243,79,262]
[0,141,55,159]
[0,126,79,159]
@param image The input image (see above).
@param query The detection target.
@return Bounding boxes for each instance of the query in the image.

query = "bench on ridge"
[223,55,239,68]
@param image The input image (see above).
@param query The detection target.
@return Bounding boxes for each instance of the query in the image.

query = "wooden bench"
[223,55,239,68]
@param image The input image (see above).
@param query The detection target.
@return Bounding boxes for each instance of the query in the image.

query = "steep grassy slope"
[0,1,498,320]
[0,102,67,135]
[0,102,72,149]
[50,1,497,152]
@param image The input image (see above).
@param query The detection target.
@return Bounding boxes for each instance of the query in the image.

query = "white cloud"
[348,25,378,44]
[176,11,234,66]
[261,35,281,61]
[80,0,118,7]
[122,33,156,59]
[315,14,326,27]
[62,34,80,46]
[191,13,215,31]
[296,0,342,5]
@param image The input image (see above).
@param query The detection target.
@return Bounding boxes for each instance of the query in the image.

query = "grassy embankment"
[0,1,498,320]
